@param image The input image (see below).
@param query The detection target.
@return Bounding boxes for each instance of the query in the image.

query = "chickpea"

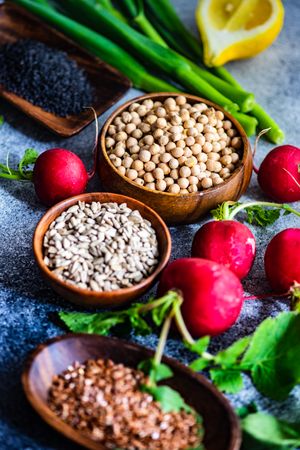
[166,142,176,152]
[207,160,222,172]
[201,177,213,189]
[188,185,198,193]
[185,136,195,147]
[168,183,180,194]
[108,125,117,136]
[165,177,174,186]
[169,158,179,170]
[146,114,157,126]
[126,169,138,180]
[171,147,184,158]
[179,166,191,178]
[219,139,227,150]
[212,142,222,153]
[164,97,177,110]
[227,128,237,138]
[137,105,147,117]
[132,154,139,161]
[178,156,187,165]
[153,128,164,140]
[188,176,199,185]
[220,155,232,165]
[158,163,171,175]
[129,102,140,112]
[126,137,138,149]
[187,127,198,138]
[115,146,125,158]
[144,135,154,146]
[170,169,179,180]
[156,117,167,129]
[180,109,190,121]
[144,161,156,172]
[122,111,132,124]
[139,123,151,134]
[191,165,201,177]
[178,178,189,189]
[176,95,187,106]
[195,103,208,112]
[219,168,230,177]
[156,180,167,192]
[231,152,240,164]
[160,153,172,163]
[118,166,126,176]
[184,157,196,168]
[212,176,224,186]
[145,182,156,190]
[197,153,208,163]
[149,143,160,155]
[123,156,133,169]
[151,154,160,165]
[191,144,202,155]
[144,172,155,183]
[184,148,193,158]
[156,107,167,118]
[139,150,151,163]
[203,142,213,153]
[184,118,196,129]
[131,160,144,171]
[105,137,115,149]
[153,168,164,180]
[143,99,154,109]
[135,178,145,186]
[222,147,232,156]
[223,120,232,130]
[170,114,182,126]
[208,152,220,161]
[125,123,136,134]
[132,129,143,139]
[154,101,162,108]
[180,189,189,194]
[199,115,209,125]
[110,155,122,168]
[159,135,169,146]
[232,137,242,149]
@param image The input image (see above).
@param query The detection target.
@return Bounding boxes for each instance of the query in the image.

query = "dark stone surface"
[0,0,299,448]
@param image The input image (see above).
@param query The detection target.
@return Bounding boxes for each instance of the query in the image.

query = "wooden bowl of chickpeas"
[99,93,252,225]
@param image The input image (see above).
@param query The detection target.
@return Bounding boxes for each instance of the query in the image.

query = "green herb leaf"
[138,359,174,383]
[142,384,192,413]
[59,311,124,335]
[242,312,300,401]
[211,201,239,221]
[129,312,152,335]
[189,358,211,371]
[215,336,251,367]
[187,336,210,355]
[18,148,39,179]
[0,115,4,126]
[241,413,300,450]
[245,205,282,227]
[236,403,258,419]
[210,368,244,394]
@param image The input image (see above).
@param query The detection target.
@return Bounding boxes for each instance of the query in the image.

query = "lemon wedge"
[196,0,284,66]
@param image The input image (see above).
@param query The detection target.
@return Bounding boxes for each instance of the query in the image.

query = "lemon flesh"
[196,0,285,67]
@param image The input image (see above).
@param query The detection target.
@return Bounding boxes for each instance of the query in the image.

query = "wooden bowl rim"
[100,92,251,198]
[33,192,171,300]
[22,333,242,450]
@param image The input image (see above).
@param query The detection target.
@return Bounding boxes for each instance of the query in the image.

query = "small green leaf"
[142,384,192,413]
[187,336,210,355]
[18,148,39,179]
[151,296,174,326]
[138,359,173,382]
[242,312,300,401]
[129,312,152,335]
[211,202,239,221]
[210,369,244,394]
[189,358,210,371]
[215,336,251,367]
[0,115,4,126]
[245,205,282,227]
[59,311,124,335]
[241,413,300,450]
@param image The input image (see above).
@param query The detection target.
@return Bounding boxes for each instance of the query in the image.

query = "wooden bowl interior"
[0,3,131,136]
[23,334,241,450]
[33,192,171,307]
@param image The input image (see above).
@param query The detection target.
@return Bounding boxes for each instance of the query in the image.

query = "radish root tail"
[252,128,271,174]
[85,106,99,180]
[282,167,300,190]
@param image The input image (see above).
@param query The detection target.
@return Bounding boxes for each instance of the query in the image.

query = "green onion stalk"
[143,0,284,143]
[13,0,177,93]
[53,0,244,112]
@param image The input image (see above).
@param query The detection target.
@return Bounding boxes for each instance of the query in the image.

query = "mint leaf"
[241,413,300,450]
[138,359,173,383]
[215,336,251,367]
[142,384,192,413]
[187,336,210,355]
[245,205,282,227]
[242,312,300,400]
[210,369,244,394]
[59,311,124,335]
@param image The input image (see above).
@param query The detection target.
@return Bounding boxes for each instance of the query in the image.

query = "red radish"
[192,220,256,280]
[257,145,300,202]
[0,109,98,206]
[158,258,244,337]
[264,228,300,293]
[33,149,89,205]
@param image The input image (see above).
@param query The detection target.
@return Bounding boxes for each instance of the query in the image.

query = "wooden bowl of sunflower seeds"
[33,192,171,308]
[22,334,241,450]
[99,92,252,225]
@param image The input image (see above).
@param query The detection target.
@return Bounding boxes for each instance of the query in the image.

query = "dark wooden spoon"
[22,334,241,450]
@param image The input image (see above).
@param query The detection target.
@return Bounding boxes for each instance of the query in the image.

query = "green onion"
[13,0,177,93]
[57,0,240,111]
[113,0,167,46]
[250,104,285,144]
[231,111,258,137]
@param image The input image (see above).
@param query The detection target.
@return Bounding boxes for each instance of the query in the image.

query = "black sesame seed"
[0,39,93,117]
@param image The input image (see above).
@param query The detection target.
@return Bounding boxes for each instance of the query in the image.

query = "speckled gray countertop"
[0,0,299,449]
